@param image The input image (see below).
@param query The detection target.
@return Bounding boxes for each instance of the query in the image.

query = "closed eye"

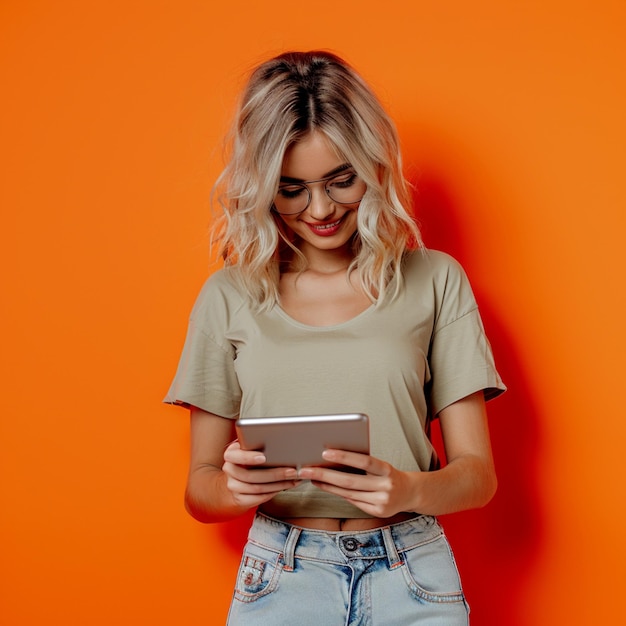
[277,185,307,199]
[328,171,358,189]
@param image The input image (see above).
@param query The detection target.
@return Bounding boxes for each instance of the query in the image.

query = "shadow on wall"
[216,508,255,555]
[212,168,544,626]
[416,171,544,626]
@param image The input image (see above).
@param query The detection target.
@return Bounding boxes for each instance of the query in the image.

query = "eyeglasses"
[273,169,366,215]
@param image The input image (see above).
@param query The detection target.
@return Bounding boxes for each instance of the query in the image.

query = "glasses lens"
[274,184,309,215]
[326,171,366,205]
[273,171,366,215]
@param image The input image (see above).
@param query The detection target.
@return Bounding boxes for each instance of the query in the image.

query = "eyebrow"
[279,163,352,184]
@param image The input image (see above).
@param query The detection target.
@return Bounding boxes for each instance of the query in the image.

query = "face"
[275,132,361,263]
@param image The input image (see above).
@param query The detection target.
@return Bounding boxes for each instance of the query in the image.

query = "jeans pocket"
[400,534,466,604]
[233,542,284,603]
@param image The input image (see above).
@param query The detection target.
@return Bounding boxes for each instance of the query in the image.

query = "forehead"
[281,132,346,180]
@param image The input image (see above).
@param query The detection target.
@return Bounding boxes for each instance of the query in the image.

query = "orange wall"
[1,1,625,624]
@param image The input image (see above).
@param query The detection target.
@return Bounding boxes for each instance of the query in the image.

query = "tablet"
[235,413,370,471]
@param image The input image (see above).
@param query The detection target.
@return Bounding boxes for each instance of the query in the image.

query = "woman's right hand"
[184,406,300,523]
[222,439,301,509]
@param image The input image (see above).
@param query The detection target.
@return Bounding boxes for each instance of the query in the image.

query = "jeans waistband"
[248,512,443,571]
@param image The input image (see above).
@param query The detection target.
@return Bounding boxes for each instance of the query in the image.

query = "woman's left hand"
[297,450,417,518]
[298,392,498,518]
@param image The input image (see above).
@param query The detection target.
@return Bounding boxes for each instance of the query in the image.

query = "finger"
[224,441,267,467]
[229,488,286,509]
[309,479,382,509]
[298,465,373,491]
[226,475,300,496]
[223,461,299,484]
[320,449,391,476]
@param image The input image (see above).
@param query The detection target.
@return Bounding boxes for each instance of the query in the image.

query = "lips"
[305,217,344,237]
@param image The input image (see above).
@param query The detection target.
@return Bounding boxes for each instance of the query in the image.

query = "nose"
[306,185,336,220]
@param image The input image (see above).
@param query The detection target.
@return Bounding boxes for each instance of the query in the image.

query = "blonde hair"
[213,50,422,309]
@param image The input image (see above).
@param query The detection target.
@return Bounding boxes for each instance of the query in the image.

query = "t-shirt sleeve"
[163,274,242,418]
[428,255,506,416]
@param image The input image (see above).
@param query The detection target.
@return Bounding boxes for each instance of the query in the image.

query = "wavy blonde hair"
[213,50,422,309]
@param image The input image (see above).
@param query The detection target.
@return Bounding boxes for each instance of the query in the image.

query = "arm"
[412,390,497,514]
[298,391,497,518]
[185,406,300,523]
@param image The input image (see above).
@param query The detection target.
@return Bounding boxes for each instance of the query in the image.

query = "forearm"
[409,390,497,516]
[185,465,252,524]
[407,453,497,517]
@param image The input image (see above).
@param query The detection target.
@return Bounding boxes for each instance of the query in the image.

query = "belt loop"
[382,526,402,570]
[282,526,301,571]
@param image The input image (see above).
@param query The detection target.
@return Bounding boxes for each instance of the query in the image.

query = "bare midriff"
[275,512,417,531]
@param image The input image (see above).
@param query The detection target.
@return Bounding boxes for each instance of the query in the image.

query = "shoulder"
[403,248,468,286]
[402,249,478,322]
[189,266,248,324]
[195,266,246,299]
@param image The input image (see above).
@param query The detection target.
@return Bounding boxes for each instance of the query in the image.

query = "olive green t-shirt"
[165,249,505,517]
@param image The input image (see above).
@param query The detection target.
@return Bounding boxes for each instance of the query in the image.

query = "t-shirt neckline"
[273,303,375,331]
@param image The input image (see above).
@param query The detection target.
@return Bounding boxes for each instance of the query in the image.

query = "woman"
[165,50,505,625]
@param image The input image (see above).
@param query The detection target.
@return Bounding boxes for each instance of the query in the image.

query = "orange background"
[1,1,625,624]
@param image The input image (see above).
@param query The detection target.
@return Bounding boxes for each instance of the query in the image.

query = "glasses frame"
[272,169,366,215]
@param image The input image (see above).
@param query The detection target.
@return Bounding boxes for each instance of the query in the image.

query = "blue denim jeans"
[226,512,469,625]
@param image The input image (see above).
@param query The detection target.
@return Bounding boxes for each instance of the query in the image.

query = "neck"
[296,242,354,274]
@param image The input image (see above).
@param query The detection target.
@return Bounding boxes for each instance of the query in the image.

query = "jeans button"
[342,537,359,552]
